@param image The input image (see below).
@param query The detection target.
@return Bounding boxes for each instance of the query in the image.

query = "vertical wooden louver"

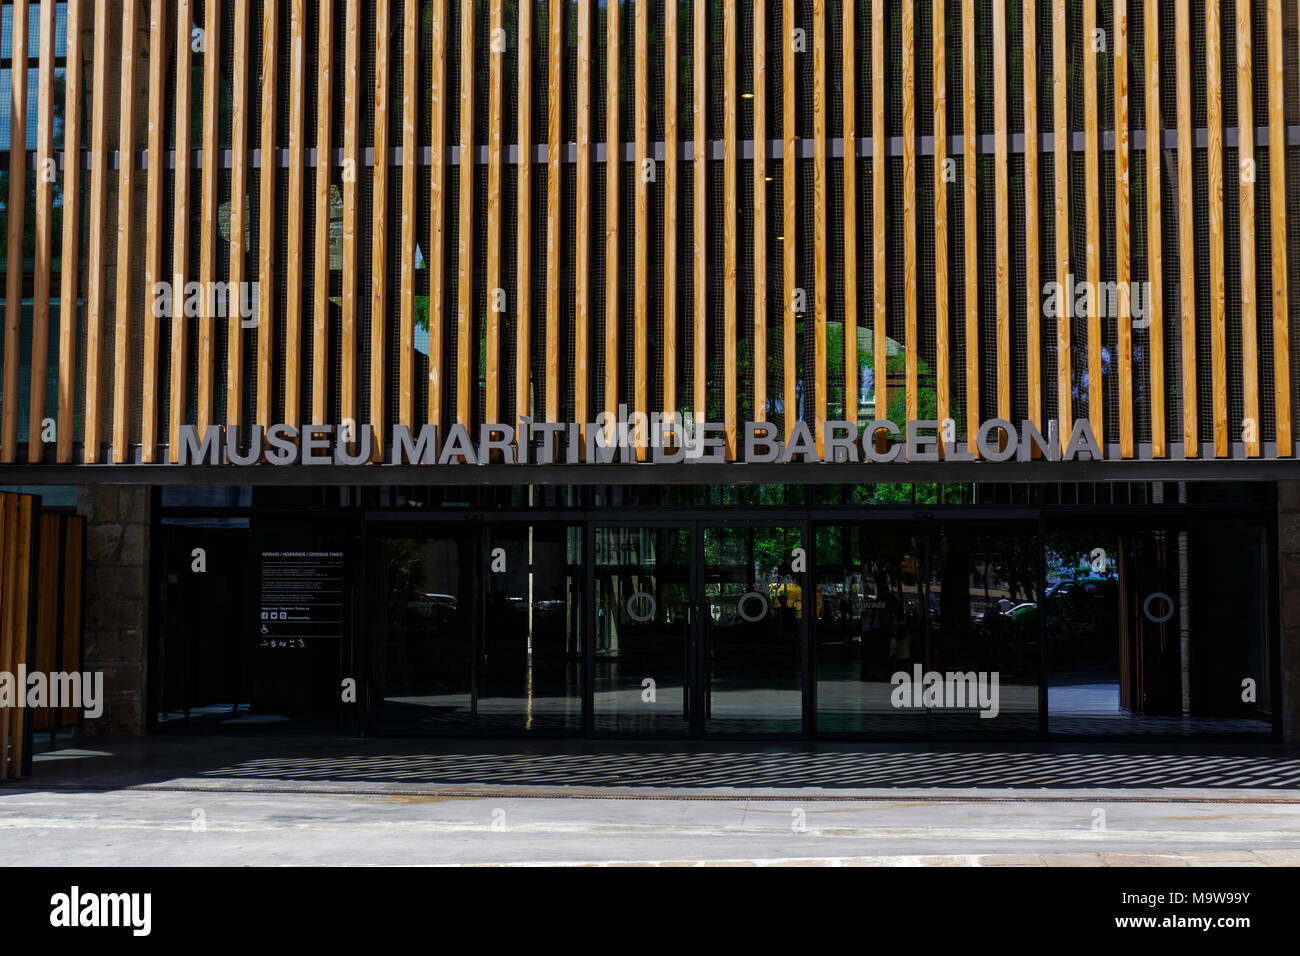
[0,0,1289,470]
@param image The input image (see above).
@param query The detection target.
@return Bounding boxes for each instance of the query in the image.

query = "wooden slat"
[60,517,83,727]
[399,0,416,425]
[370,0,390,454]
[634,0,647,453]
[838,0,856,431]
[28,0,55,464]
[1176,0,1197,454]
[9,495,30,773]
[0,496,10,777]
[1,1,27,463]
[228,0,250,431]
[458,0,476,427]
[516,0,532,434]
[575,1,591,432]
[1237,0,1257,456]
[111,0,139,464]
[83,0,107,463]
[285,0,305,428]
[663,0,677,424]
[1023,0,1040,433]
[902,0,917,422]
[754,0,766,424]
[1206,0,1226,456]
[1083,0,1102,444]
[485,0,503,424]
[57,0,83,464]
[873,0,886,429]
[197,0,220,433]
[342,0,360,434]
[546,0,562,423]
[724,0,737,458]
[784,0,797,439]
[428,0,447,430]
[32,514,57,732]
[693,0,706,425]
[993,0,1008,423]
[604,0,619,435]
[1115,0,1131,456]
[932,0,946,448]
[313,0,335,424]
[257,0,278,430]
[1268,0,1290,455]
[1146,0,1165,457]
[1053,0,1071,451]
[961,0,976,451]
[810,0,825,455]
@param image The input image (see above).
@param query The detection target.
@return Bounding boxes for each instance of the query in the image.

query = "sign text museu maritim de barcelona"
[176,414,1112,466]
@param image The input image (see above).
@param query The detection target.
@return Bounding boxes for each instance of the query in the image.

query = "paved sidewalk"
[1,736,1298,865]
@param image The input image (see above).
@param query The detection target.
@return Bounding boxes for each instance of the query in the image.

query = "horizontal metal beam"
[9,123,1290,173]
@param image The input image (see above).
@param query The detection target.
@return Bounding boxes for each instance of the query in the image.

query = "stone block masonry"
[77,486,151,736]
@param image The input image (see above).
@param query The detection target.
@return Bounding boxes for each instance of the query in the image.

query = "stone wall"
[76,486,151,736]
[1279,482,1300,743]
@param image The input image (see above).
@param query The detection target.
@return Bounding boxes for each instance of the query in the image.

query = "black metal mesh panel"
[738,156,755,422]
[707,158,725,422]
[276,0,290,148]
[245,162,260,430]
[796,156,814,427]
[1192,149,1211,444]
[621,155,637,414]
[1041,148,1058,426]
[767,0,782,141]
[977,154,996,423]
[767,156,785,430]
[502,162,519,423]
[679,157,695,419]
[1190,0,1206,129]
[303,162,319,418]
[270,156,287,425]
[828,152,845,421]
[648,141,666,420]
[560,160,576,421]
[473,145,487,433]
[791,0,809,140]
[562,0,576,143]
[304,0,318,149]
[1257,150,1275,441]
[1159,0,1177,130]
[528,78,547,421]
[533,0,549,147]
[590,160,606,421]
[1132,147,1152,443]
[1225,139,1244,445]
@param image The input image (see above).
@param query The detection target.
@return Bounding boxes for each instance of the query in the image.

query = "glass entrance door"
[593,522,806,736]
[369,522,584,734]
[813,520,1040,736]
[699,525,805,734]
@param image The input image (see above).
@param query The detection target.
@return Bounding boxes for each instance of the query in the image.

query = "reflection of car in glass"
[1003,601,1037,621]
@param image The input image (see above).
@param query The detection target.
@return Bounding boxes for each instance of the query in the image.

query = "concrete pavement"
[0,735,1297,864]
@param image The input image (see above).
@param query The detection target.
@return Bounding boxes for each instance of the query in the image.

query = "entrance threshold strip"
[5,782,1300,804]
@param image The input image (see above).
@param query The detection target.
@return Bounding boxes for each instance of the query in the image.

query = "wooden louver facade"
[0,0,1298,470]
